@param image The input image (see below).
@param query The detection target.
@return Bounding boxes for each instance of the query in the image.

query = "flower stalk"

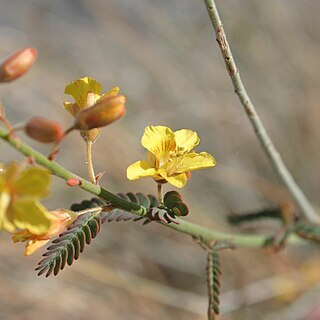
[157,183,163,206]
[85,140,96,184]
[62,77,125,184]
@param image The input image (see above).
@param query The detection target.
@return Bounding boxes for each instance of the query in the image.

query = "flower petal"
[14,167,51,198]
[63,102,80,117]
[127,160,157,180]
[158,168,188,188]
[0,191,15,232]
[174,129,200,153]
[0,174,5,192]
[45,209,77,238]
[176,152,216,173]
[3,162,20,184]
[24,239,49,255]
[12,230,48,255]
[12,230,33,242]
[64,77,102,108]
[99,86,120,99]
[141,126,176,160]
[10,199,52,235]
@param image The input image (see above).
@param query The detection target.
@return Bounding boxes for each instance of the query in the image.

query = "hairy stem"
[0,126,297,248]
[203,0,320,224]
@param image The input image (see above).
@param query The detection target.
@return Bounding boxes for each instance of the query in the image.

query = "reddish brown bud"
[0,48,37,82]
[73,95,126,130]
[25,117,64,143]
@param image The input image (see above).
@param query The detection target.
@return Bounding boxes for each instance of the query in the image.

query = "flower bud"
[25,117,64,143]
[73,95,126,130]
[0,48,37,82]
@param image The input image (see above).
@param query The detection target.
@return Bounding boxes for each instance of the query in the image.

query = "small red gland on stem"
[66,178,82,187]
[0,48,37,82]
[73,95,126,130]
[26,156,36,166]
[25,117,65,143]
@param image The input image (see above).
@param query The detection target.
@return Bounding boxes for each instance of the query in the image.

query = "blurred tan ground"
[1,0,320,319]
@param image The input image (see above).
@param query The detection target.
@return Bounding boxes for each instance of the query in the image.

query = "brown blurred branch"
[203,0,320,224]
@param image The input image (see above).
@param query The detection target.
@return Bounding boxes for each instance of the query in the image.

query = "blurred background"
[1,0,320,319]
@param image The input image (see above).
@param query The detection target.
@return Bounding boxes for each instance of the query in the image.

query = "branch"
[203,0,320,224]
[0,126,279,248]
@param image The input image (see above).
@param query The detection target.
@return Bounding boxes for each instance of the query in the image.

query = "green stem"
[203,0,320,224]
[0,126,293,248]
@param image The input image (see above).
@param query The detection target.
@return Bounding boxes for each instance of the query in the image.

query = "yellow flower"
[127,126,216,188]
[0,162,52,234]
[63,76,120,117]
[12,209,77,255]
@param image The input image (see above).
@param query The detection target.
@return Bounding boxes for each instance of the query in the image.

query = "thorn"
[26,156,36,166]
[95,171,105,185]
[269,227,290,252]
[193,236,235,252]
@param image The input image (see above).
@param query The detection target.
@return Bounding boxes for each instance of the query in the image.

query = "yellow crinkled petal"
[174,129,200,153]
[12,230,50,255]
[176,152,216,173]
[141,126,176,160]
[3,162,20,184]
[14,167,51,198]
[157,168,188,188]
[63,102,80,117]
[99,86,120,100]
[10,199,52,235]
[127,160,157,180]
[12,230,32,242]
[64,77,102,109]
[166,173,188,188]
[0,191,15,232]
[0,175,6,192]
[24,239,49,255]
